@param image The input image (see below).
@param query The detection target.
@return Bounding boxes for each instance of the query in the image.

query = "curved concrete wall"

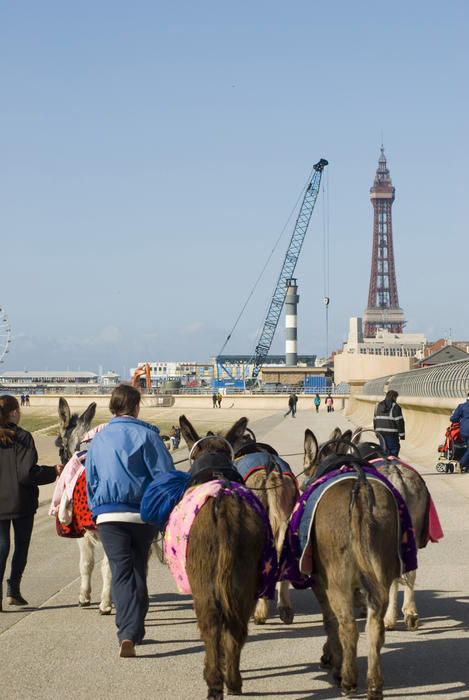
[344,394,459,466]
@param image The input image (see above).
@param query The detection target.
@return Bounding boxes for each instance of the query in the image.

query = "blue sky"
[1,1,468,378]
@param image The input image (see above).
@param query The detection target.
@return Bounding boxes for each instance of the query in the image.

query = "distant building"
[212,354,317,386]
[0,370,120,394]
[414,341,468,368]
[334,317,426,385]
[130,362,214,388]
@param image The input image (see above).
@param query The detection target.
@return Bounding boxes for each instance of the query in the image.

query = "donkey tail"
[213,495,258,643]
[349,482,388,612]
[265,471,297,555]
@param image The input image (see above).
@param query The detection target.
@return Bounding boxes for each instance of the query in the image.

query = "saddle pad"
[280,466,417,588]
[234,452,295,484]
[164,480,277,599]
[371,457,444,545]
[56,470,96,538]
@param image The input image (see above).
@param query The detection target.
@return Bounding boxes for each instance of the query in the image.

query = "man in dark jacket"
[450,392,469,472]
[373,390,405,457]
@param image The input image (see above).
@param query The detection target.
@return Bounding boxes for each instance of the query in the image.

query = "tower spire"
[363,148,405,337]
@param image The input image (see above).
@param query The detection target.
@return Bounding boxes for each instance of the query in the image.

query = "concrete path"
[1,407,468,699]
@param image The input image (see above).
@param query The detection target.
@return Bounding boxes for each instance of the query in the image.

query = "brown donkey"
[178,415,272,700]
[302,429,402,699]
[230,423,297,625]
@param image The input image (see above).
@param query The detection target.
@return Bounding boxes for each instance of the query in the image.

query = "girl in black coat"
[0,395,61,610]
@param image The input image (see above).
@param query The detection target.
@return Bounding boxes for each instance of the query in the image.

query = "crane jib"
[250,158,328,380]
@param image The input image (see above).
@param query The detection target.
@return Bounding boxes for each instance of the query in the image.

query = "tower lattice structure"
[363,147,405,337]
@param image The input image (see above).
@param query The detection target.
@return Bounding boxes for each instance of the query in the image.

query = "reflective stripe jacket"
[373,399,405,439]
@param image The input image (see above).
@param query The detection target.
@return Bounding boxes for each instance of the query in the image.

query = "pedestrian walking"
[325,394,334,413]
[450,391,469,472]
[217,392,222,408]
[373,389,405,457]
[212,392,217,408]
[0,395,62,611]
[25,395,30,407]
[314,393,321,413]
[85,383,174,657]
[20,394,25,407]
[284,393,298,418]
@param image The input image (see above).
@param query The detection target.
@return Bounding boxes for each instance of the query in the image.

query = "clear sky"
[1,0,468,378]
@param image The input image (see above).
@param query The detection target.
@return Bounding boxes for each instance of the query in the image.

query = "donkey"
[177,415,272,700]
[300,428,405,699]
[229,423,297,625]
[351,428,438,631]
[56,398,112,614]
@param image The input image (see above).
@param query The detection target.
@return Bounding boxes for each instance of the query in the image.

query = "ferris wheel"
[0,305,11,364]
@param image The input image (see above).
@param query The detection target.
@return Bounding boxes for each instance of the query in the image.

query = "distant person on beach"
[212,392,217,408]
[314,393,321,413]
[284,393,298,418]
[217,392,222,408]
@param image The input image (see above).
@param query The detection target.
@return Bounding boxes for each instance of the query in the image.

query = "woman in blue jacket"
[86,384,174,657]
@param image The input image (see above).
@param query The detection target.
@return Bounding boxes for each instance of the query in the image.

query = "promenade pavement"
[0,406,468,699]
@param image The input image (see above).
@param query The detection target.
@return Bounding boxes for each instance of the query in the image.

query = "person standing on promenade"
[284,393,298,418]
[373,389,405,457]
[0,395,62,611]
[325,394,334,413]
[314,393,321,413]
[450,391,469,472]
[212,391,217,408]
[217,392,222,408]
[86,384,174,658]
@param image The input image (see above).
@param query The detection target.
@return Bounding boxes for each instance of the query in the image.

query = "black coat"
[0,424,57,519]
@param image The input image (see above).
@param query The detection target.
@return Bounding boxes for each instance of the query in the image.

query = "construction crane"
[249,158,328,381]
[131,363,151,392]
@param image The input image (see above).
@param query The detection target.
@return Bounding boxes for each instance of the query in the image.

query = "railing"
[362,358,469,399]
[160,383,350,396]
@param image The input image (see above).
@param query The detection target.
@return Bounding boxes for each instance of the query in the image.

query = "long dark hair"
[0,394,19,446]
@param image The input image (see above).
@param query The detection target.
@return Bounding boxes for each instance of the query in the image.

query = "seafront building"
[0,370,119,394]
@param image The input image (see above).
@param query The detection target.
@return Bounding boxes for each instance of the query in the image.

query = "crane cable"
[217,167,315,358]
[322,167,331,358]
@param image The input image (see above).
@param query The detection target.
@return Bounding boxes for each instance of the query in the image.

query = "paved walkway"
[1,408,468,699]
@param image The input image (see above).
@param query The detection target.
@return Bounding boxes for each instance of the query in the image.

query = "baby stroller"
[436,421,466,473]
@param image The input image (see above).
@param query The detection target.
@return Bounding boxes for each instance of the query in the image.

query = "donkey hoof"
[405,613,419,631]
[341,686,358,697]
[253,617,266,625]
[384,619,396,631]
[278,606,294,625]
[79,600,90,607]
[227,689,242,696]
[99,607,112,615]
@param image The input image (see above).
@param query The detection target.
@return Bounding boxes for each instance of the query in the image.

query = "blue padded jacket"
[85,416,174,520]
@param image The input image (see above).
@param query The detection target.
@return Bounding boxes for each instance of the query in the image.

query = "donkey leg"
[383,579,398,630]
[78,536,94,607]
[328,587,358,696]
[253,596,269,625]
[195,601,224,700]
[99,554,112,615]
[222,628,243,695]
[313,584,343,683]
[365,604,386,700]
[277,580,294,624]
[401,570,419,631]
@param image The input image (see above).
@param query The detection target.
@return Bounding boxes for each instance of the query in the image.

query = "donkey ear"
[224,417,248,446]
[58,398,71,429]
[304,429,319,468]
[77,402,97,434]
[328,427,343,453]
[341,429,353,444]
[179,415,199,449]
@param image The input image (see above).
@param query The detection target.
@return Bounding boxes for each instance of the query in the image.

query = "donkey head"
[55,397,97,464]
[179,414,249,461]
[301,426,354,489]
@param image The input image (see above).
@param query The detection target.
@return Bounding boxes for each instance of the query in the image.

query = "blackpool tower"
[363,147,405,337]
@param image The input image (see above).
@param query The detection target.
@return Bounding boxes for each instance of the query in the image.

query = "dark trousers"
[0,514,35,585]
[98,521,156,644]
[459,439,469,471]
[382,433,401,457]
